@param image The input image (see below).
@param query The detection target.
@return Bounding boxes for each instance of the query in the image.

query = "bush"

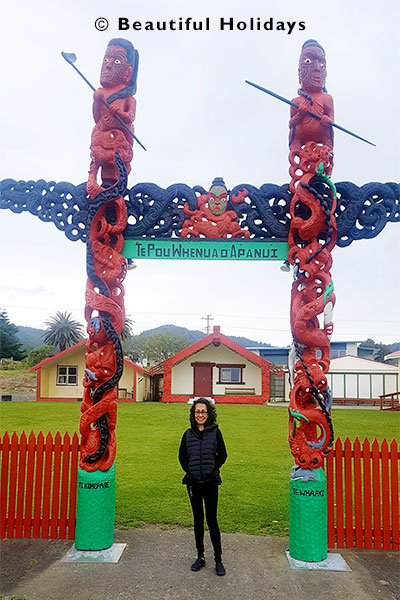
[26,345,55,368]
[0,359,18,370]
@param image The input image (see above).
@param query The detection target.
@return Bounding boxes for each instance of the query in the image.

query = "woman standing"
[179,398,228,576]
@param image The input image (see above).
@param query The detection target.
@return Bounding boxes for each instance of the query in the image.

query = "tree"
[121,314,134,342]
[125,331,190,365]
[43,311,84,352]
[0,310,26,360]
[26,345,55,367]
[374,343,391,363]
[142,331,190,363]
[360,338,375,349]
[360,338,391,362]
[124,336,145,364]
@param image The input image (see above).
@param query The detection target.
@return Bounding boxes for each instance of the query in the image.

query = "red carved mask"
[208,186,228,215]
[298,44,327,93]
[100,45,133,87]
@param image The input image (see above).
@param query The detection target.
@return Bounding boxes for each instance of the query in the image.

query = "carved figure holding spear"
[89,38,139,193]
[289,39,334,191]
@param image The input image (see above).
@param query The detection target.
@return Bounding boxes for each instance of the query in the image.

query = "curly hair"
[189,398,217,429]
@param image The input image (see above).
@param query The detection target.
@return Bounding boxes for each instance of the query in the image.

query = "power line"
[4,303,400,325]
[215,322,400,338]
[201,314,214,335]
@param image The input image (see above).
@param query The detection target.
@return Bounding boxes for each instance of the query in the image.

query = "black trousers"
[187,481,222,561]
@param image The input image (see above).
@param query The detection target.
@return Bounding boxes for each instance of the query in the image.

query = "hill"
[16,326,45,350]
[14,322,400,353]
[135,324,268,348]
[14,323,267,350]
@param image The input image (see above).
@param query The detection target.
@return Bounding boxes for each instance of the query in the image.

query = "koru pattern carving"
[0,179,400,247]
[287,39,336,471]
[2,178,397,245]
[80,38,139,471]
[0,40,399,476]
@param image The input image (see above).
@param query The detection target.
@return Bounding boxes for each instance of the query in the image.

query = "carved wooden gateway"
[1,38,398,559]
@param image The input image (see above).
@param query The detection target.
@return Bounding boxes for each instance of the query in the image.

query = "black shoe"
[191,557,205,571]
[215,560,226,576]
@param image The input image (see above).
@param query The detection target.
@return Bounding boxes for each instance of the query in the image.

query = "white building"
[326,355,398,403]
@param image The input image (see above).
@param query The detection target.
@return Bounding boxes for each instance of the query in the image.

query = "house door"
[192,362,214,397]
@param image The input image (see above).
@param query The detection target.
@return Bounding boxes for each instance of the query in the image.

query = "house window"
[57,366,78,385]
[216,364,245,384]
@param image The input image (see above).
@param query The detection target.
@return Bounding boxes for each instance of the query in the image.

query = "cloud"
[0,285,56,301]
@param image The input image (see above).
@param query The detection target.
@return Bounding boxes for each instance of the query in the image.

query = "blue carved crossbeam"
[1,178,398,247]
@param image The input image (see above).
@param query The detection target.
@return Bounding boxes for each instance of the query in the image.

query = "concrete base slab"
[61,542,126,563]
[3,528,397,600]
[285,551,351,571]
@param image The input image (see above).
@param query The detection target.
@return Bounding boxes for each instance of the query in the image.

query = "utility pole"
[201,314,213,334]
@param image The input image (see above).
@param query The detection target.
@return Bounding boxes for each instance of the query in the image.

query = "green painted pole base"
[75,462,116,551]
[289,467,327,562]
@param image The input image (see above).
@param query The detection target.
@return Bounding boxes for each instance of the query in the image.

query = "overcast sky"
[1,0,399,347]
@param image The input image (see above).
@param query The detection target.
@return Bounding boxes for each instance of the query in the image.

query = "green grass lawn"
[1,403,399,536]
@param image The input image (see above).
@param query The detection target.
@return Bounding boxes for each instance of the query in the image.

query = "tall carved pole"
[287,39,336,562]
[74,38,138,551]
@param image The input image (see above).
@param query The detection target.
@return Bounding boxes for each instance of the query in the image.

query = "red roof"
[385,350,400,360]
[29,330,283,378]
[148,363,164,376]
[30,339,144,373]
[164,327,284,375]
[30,340,86,371]
[123,358,145,373]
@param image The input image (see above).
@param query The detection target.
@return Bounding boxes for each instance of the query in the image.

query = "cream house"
[162,326,283,404]
[31,340,150,402]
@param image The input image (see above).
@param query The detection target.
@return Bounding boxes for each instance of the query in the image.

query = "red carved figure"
[287,40,336,471]
[289,39,334,194]
[81,340,117,469]
[181,178,250,238]
[88,39,138,194]
[81,39,138,472]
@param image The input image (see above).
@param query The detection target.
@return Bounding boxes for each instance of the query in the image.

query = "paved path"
[1,526,399,600]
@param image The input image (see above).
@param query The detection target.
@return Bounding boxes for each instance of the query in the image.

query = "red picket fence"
[1,431,399,549]
[325,437,400,550]
[0,431,79,540]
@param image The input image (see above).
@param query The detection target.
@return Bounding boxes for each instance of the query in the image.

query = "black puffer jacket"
[179,424,227,485]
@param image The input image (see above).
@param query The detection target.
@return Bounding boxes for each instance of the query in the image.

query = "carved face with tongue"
[208,183,228,216]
